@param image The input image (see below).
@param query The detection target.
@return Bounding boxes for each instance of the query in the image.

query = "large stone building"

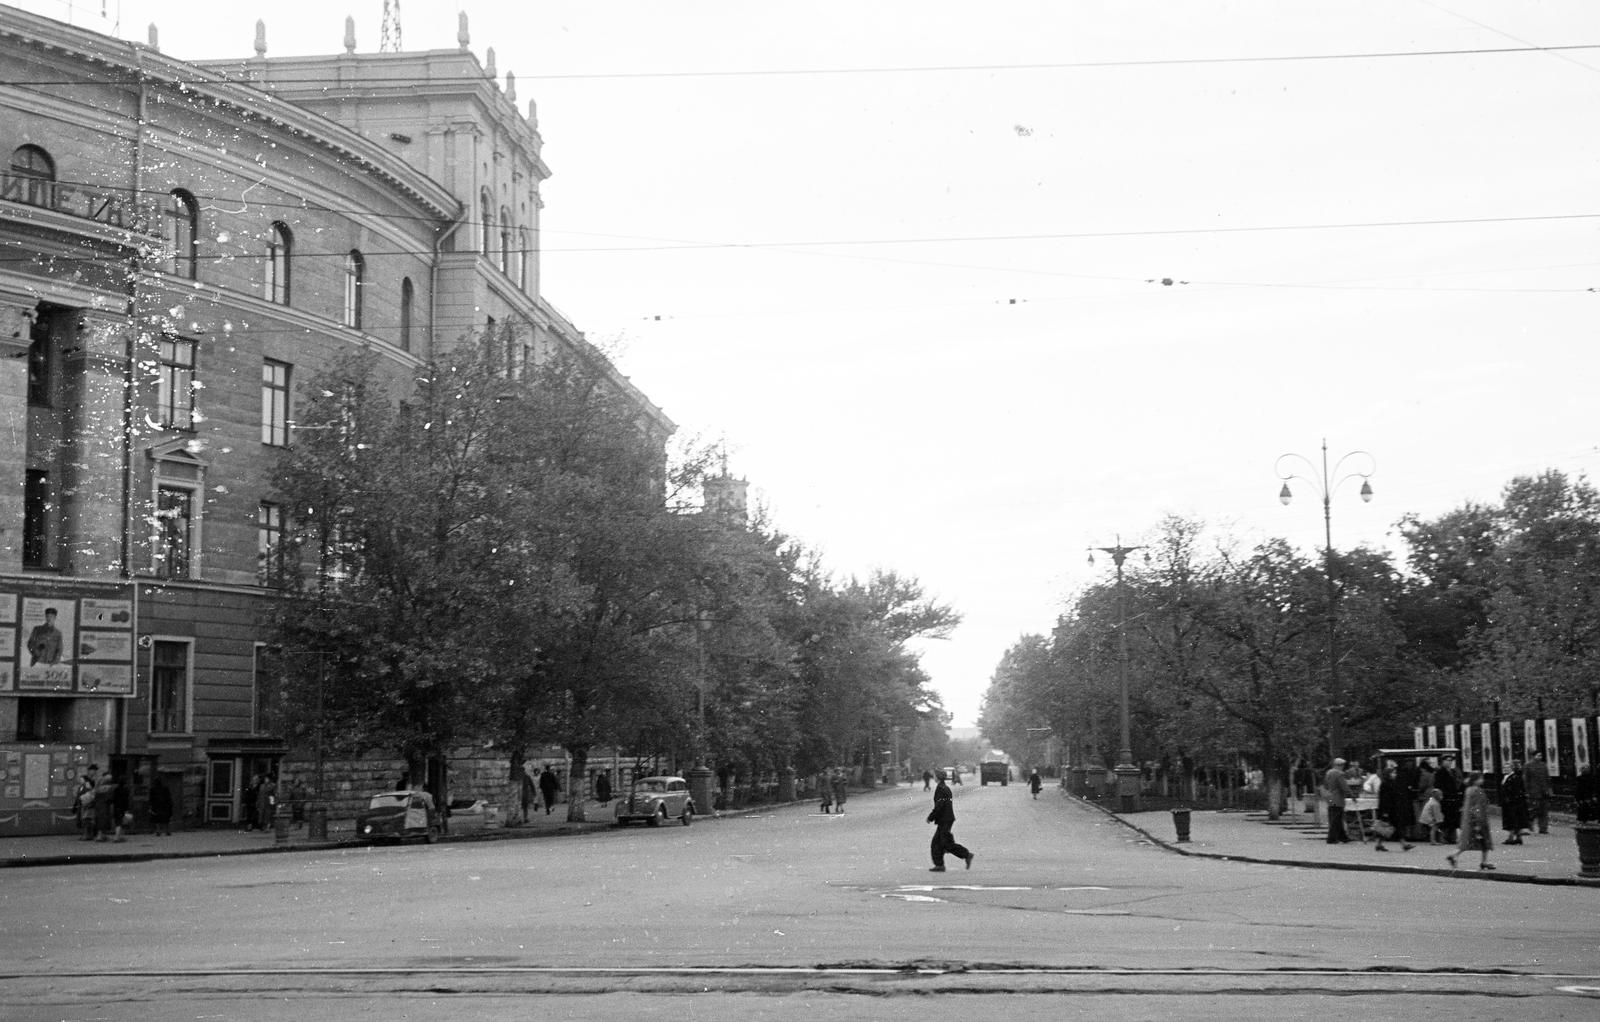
[0,5,669,833]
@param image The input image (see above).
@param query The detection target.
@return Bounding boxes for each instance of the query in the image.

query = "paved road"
[3,783,1596,1021]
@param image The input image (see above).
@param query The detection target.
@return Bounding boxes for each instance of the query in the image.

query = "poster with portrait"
[1498,720,1514,771]
[1544,718,1560,775]
[17,597,74,691]
[1575,718,1593,775]
[1523,719,1538,761]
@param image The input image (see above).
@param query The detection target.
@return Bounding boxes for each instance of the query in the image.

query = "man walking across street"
[927,769,974,872]
[1324,757,1351,844]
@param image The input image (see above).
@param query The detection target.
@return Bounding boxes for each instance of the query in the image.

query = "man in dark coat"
[927,769,974,872]
[1374,763,1415,852]
[1435,756,1462,842]
[1523,754,1551,835]
[538,765,560,815]
[147,773,174,836]
[1323,758,1351,844]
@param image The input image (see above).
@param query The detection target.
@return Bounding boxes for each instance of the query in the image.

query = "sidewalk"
[0,801,619,869]
[1094,798,1600,887]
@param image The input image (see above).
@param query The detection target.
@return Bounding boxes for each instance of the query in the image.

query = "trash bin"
[307,804,328,840]
[1171,808,1192,843]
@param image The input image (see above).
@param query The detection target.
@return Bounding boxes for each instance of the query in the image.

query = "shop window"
[16,698,71,742]
[149,640,190,734]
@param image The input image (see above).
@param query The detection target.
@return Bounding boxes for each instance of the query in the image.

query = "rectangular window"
[27,307,61,407]
[16,698,72,742]
[258,501,283,585]
[155,485,193,578]
[23,470,52,568]
[262,360,290,446]
[157,335,196,429]
[150,640,190,734]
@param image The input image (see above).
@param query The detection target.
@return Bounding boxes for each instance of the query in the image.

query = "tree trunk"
[506,749,528,828]
[1262,735,1282,820]
[565,746,588,822]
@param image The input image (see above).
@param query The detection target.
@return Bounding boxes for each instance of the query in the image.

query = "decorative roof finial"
[344,15,356,53]
[254,19,267,57]
[505,71,516,103]
[147,24,159,51]
[457,12,470,50]
[485,47,496,78]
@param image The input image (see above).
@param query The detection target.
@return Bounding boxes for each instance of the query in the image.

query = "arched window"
[343,250,365,329]
[518,228,531,291]
[499,207,512,274]
[165,189,199,279]
[480,189,493,256]
[399,277,414,351]
[9,144,56,207]
[265,222,292,305]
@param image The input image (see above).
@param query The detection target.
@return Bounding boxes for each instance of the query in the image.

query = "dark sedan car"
[355,790,442,844]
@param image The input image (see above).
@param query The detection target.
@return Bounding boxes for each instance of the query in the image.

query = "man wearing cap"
[1324,757,1352,844]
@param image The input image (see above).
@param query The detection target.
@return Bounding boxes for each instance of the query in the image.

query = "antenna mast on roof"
[380,0,402,52]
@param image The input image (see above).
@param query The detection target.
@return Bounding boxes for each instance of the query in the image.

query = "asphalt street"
[3,782,1596,1021]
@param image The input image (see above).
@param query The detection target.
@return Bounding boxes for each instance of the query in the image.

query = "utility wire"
[6,41,1600,86]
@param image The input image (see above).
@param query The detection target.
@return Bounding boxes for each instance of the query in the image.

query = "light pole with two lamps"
[1275,439,1375,762]
[1088,538,1144,813]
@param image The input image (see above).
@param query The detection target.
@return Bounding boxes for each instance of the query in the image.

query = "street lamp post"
[1088,538,1143,813]
[1275,439,1375,762]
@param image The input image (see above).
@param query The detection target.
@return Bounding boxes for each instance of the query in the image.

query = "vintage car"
[614,775,695,827]
[355,789,442,844]
[445,796,500,834]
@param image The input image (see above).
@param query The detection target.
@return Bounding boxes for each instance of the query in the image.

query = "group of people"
[818,771,849,814]
[73,765,174,841]
[1323,752,1557,872]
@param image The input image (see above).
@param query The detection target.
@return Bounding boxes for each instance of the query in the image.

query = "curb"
[1073,794,1600,889]
[0,789,845,870]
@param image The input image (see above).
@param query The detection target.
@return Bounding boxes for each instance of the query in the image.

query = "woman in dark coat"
[1374,763,1415,852]
[147,773,174,836]
[1499,762,1528,844]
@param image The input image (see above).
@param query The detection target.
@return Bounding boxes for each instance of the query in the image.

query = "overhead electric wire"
[5,41,1600,86]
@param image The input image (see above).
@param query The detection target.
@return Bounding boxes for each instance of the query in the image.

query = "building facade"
[0,6,669,833]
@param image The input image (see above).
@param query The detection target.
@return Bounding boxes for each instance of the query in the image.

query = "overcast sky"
[22,0,1600,727]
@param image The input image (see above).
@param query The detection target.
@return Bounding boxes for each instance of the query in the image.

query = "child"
[1419,787,1444,844]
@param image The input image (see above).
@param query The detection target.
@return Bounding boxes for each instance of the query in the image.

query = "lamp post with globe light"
[1088,538,1144,813]
[1275,439,1375,762]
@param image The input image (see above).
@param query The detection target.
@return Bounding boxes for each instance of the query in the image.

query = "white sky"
[20,0,1600,727]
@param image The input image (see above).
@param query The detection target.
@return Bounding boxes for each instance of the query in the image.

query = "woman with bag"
[1447,772,1495,871]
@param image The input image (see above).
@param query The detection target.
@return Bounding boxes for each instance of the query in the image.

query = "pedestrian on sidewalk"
[1436,756,1463,843]
[75,764,100,841]
[926,769,974,872]
[595,771,612,806]
[1447,771,1495,871]
[819,773,834,814]
[1499,761,1529,845]
[538,765,560,816]
[1374,761,1414,852]
[91,770,117,842]
[1029,769,1042,799]
[1324,758,1351,844]
[147,773,174,836]
[1523,754,1551,835]
[110,772,131,842]
[831,771,848,815]
[1419,787,1444,843]
[922,769,933,791]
